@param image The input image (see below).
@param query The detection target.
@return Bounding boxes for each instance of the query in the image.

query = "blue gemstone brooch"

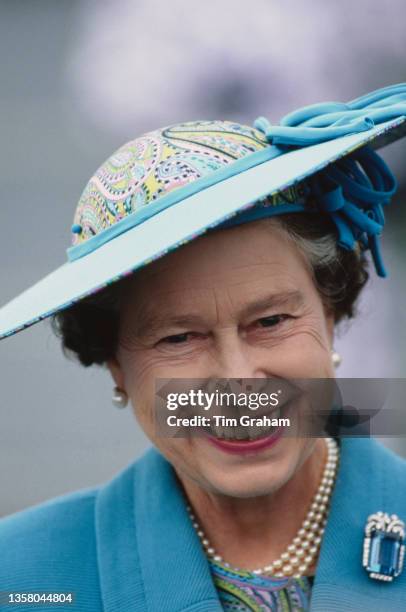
[362,511,405,582]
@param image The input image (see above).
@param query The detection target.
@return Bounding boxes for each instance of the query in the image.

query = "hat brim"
[1,116,405,340]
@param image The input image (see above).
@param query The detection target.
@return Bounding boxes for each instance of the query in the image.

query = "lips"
[204,426,284,454]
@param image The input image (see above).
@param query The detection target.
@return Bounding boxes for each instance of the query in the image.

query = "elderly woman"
[1,84,406,612]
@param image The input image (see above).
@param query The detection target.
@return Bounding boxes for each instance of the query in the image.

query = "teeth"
[210,422,231,440]
[217,422,228,439]
[247,428,256,441]
[208,408,282,441]
[234,425,247,440]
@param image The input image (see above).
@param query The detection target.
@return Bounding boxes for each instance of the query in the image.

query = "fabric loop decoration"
[254,116,374,146]
[223,145,397,278]
[254,84,406,147]
[306,146,398,277]
[251,86,405,278]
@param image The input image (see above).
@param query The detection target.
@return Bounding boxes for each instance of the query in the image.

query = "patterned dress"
[209,557,314,611]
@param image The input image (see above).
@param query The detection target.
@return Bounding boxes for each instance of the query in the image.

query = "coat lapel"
[310,437,406,611]
[96,448,221,611]
[95,462,147,611]
[132,448,222,611]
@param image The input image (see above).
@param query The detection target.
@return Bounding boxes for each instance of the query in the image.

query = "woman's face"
[109,220,335,498]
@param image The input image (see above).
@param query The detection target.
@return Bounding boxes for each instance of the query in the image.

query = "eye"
[160,332,191,344]
[157,331,207,351]
[257,314,290,328]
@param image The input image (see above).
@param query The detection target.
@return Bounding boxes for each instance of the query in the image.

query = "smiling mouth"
[203,404,289,441]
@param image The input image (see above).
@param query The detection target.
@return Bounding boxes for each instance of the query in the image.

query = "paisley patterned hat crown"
[68,121,272,257]
[1,83,406,340]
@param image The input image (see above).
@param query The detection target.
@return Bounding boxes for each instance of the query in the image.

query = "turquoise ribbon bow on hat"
[227,84,405,277]
[254,83,406,146]
[308,146,397,277]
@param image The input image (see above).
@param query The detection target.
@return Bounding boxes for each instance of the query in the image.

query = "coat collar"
[95,437,406,611]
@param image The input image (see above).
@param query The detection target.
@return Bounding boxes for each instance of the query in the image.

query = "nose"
[208,332,269,380]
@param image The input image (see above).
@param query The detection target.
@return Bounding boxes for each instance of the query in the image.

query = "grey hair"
[267,214,366,318]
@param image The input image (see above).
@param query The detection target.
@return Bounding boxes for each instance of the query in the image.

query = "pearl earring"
[112,386,128,408]
[331,349,342,368]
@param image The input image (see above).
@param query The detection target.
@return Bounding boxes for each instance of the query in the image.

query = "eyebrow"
[238,290,305,320]
[135,290,305,334]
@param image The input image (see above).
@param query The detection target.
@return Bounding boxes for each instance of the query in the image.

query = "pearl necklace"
[186,436,339,579]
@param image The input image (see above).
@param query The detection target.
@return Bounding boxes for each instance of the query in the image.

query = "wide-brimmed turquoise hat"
[1,83,406,340]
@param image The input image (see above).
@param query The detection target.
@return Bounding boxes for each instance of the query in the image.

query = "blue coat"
[1,437,406,611]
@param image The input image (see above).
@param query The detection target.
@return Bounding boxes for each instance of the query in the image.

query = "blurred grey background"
[1,0,405,517]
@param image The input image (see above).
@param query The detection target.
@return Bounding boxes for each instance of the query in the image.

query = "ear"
[106,357,126,390]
